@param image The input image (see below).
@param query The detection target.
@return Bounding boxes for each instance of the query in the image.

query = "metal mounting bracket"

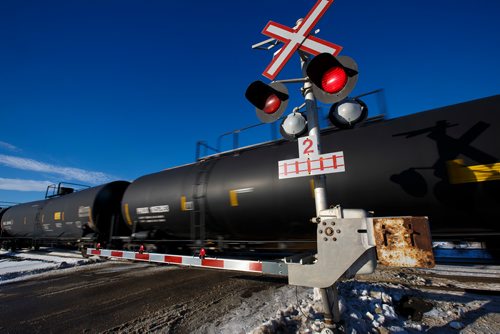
[288,210,376,288]
[287,208,435,288]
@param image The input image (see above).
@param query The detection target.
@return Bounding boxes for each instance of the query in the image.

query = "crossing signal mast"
[244,0,372,327]
[245,0,367,222]
[244,0,433,329]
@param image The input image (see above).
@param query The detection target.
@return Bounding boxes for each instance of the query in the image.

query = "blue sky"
[1,0,499,204]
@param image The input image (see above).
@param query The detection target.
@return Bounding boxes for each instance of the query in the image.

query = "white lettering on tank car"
[150,205,169,213]
[55,223,62,228]
[234,187,254,194]
[78,206,91,218]
[140,219,166,223]
[138,215,164,220]
[184,201,194,210]
[136,207,150,214]
[2,220,13,226]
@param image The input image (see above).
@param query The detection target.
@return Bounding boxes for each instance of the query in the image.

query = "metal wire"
[296,286,315,320]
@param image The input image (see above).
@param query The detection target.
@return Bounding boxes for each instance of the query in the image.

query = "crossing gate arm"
[87,209,434,287]
[87,248,289,277]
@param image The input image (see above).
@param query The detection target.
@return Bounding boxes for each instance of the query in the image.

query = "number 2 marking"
[303,138,314,155]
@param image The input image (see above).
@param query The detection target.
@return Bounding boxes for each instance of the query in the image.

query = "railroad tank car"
[122,95,500,247]
[0,207,10,238]
[0,181,130,248]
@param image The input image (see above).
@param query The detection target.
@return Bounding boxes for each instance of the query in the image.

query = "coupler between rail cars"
[87,206,434,331]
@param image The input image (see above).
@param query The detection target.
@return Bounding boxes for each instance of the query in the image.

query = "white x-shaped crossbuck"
[261,0,342,80]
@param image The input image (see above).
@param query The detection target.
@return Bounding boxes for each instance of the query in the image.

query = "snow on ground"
[1,249,498,333]
[0,248,104,285]
[208,267,500,334]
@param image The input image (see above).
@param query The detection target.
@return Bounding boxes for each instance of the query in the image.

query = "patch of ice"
[449,321,464,329]
[0,249,103,285]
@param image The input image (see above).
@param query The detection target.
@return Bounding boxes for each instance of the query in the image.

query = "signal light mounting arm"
[273,78,309,84]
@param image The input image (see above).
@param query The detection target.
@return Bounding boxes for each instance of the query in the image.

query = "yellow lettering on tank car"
[54,212,61,220]
[229,190,238,207]
[124,203,132,226]
[181,196,187,211]
[88,207,95,230]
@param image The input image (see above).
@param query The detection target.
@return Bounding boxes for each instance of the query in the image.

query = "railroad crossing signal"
[306,53,359,104]
[261,0,342,80]
[245,81,289,123]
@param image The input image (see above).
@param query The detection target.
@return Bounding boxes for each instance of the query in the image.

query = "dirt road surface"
[0,260,285,333]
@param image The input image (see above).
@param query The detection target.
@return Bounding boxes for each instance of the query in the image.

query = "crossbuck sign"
[261,0,342,80]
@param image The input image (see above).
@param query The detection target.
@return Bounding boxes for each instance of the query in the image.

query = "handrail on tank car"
[196,113,387,163]
[45,182,90,199]
[196,89,387,161]
[194,121,283,161]
[215,120,281,153]
[195,141,220,161]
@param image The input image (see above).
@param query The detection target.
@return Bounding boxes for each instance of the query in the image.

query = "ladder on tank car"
[189,160,214,245]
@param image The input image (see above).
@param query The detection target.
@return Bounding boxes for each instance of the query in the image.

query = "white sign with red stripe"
[278,135,345,179]
[278,152,345,179]
[88,248,288,276]
[261,0,342,80]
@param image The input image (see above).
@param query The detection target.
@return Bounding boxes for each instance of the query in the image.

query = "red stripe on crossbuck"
[91,250,101,255]
[111,251,123,257]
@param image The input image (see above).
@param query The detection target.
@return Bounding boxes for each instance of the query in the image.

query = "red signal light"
[263,94,281,114]
[306,54,358,103]
[245,80,289,123]
[321,66,347,94]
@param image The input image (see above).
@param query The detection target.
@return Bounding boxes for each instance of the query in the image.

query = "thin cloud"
[0,178,53,192]
[0,154,115,184]
[0,141,20,152]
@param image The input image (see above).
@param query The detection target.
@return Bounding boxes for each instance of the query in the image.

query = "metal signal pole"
[300,52,342,328]
[301,53,328,216]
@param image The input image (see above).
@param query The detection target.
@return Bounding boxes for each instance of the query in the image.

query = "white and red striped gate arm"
[87,248,288,277]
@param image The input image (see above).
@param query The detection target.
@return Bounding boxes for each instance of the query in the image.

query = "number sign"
[299,135,319,159]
